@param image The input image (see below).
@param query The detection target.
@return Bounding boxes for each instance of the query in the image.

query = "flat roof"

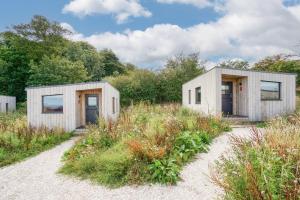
[0,95,16,98]
[25,81,108,90]
[183,66,297,86]
[215,66,298,76]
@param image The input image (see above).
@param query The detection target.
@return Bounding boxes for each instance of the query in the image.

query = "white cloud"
[63,0,152,24]
[64,0,300,68]
[156,0,212,8]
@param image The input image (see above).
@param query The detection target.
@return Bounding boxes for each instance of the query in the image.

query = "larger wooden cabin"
[182,67,297,121]
[26,81,120,131]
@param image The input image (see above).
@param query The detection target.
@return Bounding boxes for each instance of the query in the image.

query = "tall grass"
[297,90,300,112]
[0,112,72,167]
[60,103,230,187]
[212,113,300,199]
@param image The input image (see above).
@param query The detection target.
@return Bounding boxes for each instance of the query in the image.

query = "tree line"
[0,15,299,105]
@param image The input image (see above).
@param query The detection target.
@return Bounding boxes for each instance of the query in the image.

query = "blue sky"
[1,0,300,68]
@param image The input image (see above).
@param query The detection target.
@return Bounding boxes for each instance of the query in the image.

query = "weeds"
[0,112,72,167]
[61,102,230,187]
[212,113,300,200]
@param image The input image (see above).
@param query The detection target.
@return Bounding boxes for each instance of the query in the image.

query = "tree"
[0,39,30,101]
[158,53,205,102]
[253,54,300,86]
[27,56,89,86]
[5,15,70,62]
[99,49,124,77]
[106,69,158,106]
[64,41,105,81]
[217,59,250,69]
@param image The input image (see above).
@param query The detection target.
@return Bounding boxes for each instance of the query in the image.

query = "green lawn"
[0,111,72,167]
[60,103,231,187]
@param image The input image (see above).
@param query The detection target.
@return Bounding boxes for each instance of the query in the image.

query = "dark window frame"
[188,90,191,104]
[112,97,115,114]
[42,94,64,114]
[261,81,281,101]
[195,87,201,104]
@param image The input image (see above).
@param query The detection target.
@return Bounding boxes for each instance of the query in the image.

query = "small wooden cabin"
[0,95,16,113]
[26,81,120,131]
[182,67,297,121]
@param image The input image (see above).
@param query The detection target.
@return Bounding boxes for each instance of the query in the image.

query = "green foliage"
[253,54,300,86]
[148,158,180,184]
[61,103,230,187]
[158,53,205,102]
[106,69,158,105]
[212,116,300,199]
[27,56,89,86]
[217,59,250,69]
[0,112,72,167]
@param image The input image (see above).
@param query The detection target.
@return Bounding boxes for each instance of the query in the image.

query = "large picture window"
[261,81,281,100]
[195,87,201,104]
[42,95,63,113]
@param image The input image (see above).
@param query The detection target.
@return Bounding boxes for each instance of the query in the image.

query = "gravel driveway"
[0,127,253,200]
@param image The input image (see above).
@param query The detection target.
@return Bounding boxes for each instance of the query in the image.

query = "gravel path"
[0,127,253,200]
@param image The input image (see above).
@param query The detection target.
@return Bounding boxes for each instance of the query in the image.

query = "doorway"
[85,94,99,124]
[222,81,233,115]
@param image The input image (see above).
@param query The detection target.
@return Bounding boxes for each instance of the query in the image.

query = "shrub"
[148,158,180,184]
[61,103,230,187]
[0,112,72,167]
[212,114,300,199]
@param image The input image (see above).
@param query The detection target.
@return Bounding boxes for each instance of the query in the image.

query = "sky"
[1,0,300,69]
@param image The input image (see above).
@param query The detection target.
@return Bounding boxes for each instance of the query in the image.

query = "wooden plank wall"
[26,82,120,131]
[0,95,16,113]
[219,68,296,121]
[182,68,218,115]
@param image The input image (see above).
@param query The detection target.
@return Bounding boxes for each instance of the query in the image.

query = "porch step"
[223,116,250,124]
[74,128,87,135]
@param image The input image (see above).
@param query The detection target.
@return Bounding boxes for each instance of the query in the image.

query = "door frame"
[85,94,99,125]
[222,81,233,115]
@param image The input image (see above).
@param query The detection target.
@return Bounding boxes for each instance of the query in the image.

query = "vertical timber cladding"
[26,82,120,131]
[183,67,296,121]
[0,96,16,112]
[219,68,296,121]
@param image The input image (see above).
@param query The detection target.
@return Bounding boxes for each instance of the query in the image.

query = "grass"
[60,103,231,187]
[297,90,300,112]
[212,113,300,199]
[0,111,73,167]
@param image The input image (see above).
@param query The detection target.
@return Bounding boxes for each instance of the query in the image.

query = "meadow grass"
[212,113,300,199]
[60,103,231,187]
[0,111,72,167]
[297,90,300,112]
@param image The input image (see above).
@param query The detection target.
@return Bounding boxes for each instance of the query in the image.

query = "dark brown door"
[222,81,233,115]
[85,94,99,124]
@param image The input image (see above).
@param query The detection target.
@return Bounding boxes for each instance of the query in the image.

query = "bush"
[0,112,72,167]
[212,114,300,199]
[61,103,230,187]
[148,158,180,184]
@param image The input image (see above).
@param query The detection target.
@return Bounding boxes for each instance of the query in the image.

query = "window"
[88,97,97,106]
[261,81,281,100]
[112,97,115,114]
[42,95,63,113]
[5,103,8,113]
[195,87,201,104]
[188,90,191,104]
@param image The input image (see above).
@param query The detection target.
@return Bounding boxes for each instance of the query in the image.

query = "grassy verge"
[0,111,73,167]
[60,103,231,187]
[212,113,300,199]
